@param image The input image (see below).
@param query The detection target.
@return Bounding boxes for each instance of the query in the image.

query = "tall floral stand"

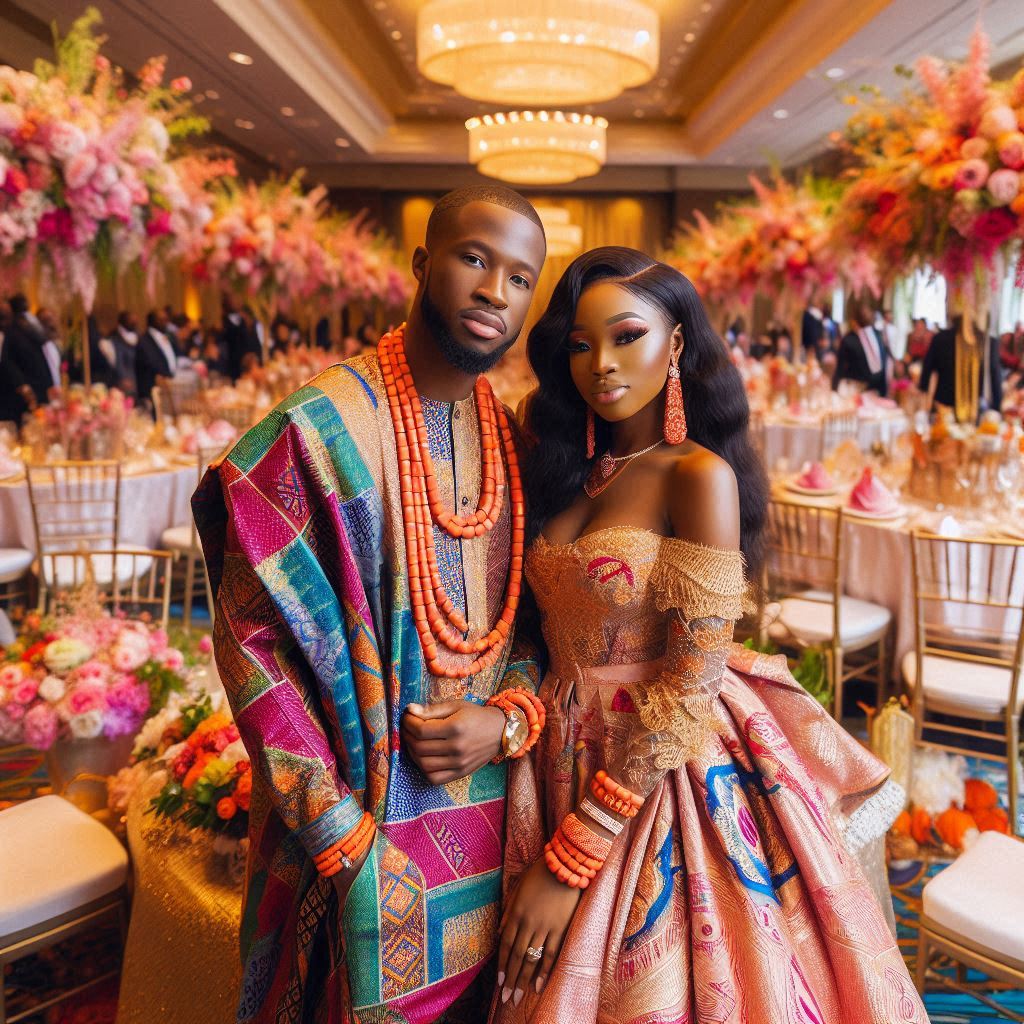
[115,769,243,1024]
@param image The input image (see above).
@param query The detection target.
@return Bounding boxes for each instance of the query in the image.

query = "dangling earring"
[586,407,596,459]
[664,347,687,445]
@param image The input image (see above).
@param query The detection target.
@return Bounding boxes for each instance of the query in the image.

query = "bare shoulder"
[665,444,740,548]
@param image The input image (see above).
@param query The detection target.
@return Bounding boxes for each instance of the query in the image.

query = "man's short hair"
[425,185,544,248]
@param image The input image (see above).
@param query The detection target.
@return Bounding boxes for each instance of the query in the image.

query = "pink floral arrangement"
[0,608,187,750]
[0,8,227,309]
[32,382,134,444]
[832,25,1024,297]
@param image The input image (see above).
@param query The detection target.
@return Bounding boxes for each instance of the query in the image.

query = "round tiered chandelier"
[417,0,659,106]
[535,206,583,257]
[465,110,607,185]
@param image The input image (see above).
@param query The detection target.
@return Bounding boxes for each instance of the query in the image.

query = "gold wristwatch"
[498,705,529,761]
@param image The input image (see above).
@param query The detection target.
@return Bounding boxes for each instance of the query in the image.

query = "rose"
[23,703,58,750]
[987,168,1021,206]
[38,674,67,702]
[161,648,185,672]
[980,105,1018,140]
[111,631,150,671]
[973,208,1018,244]
[90,162,118,194]
[69,709,104,739]
[0,663,25,689]
[170,76,192,93]
[67,684,106,716]
[74,658,110,684]
[44,637,93,673]
[11,678,39,705]
[106,182,132,221]
[146,209,171,237]
[198,634,213,655]
[46,121,86,161]
[955,159,989,190]
[64,150,98,190]
[998,132,1024,171]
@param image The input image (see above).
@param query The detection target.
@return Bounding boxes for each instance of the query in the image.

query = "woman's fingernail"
[501,987,512,1004]
[497,971,505,987]
[513,989,524,1007]
[535,975,546,993]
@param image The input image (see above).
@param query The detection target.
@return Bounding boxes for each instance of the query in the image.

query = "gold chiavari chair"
[904,529,1024,835]
[40,549,173,628]
[153,375,201,422]
[0,550,34,645]
[215,403,257,432]
[819,409,859,460]
[763,498,891,719]
[748,409,766,464]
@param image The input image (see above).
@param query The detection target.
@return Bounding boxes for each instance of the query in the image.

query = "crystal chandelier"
[535,206,583,257]
[465,111,607,185]
[418,0,659,106]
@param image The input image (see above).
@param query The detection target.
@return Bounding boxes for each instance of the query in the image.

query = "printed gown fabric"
[193,352,537,1024]
[495,526,927,1024]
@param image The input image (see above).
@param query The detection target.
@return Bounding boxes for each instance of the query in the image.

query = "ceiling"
[4,0,1024,192]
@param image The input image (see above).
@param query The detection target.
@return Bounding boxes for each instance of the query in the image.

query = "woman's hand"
[497,856,582,1007]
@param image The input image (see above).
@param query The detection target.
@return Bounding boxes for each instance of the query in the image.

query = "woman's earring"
[586,407,596,459]
[664,348,687,445]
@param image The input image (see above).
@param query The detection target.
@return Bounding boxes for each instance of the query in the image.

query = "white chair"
[917,831,1024,1011]
[0,548,33,646]
[904,530,1024,836]
[0,796,128,1023]
[764,498,891,719]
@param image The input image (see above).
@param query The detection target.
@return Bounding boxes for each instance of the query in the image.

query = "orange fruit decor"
[378,325,524,680]
[935,807,978,850]
[910,808,933,846]
[971,806,1010,834]
[892,810,912,837]
[964,778,998,813]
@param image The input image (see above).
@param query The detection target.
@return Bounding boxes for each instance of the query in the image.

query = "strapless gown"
[494,527,926,1024]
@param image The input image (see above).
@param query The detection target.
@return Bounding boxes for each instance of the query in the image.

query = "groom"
[194,185,547,1024]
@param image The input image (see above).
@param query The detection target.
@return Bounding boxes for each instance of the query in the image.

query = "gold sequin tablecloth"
[115,771,243,1024]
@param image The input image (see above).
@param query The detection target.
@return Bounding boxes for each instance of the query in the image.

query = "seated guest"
[919,314,1002,419]
[110,311,140,397]
[199,328,229,378]
[801,304,825,359]
[6,294,60,406]
[136,309,178,406]
[241,305,266,365]
[906,317,933,362]
[270,320,293,357]
[74,314,118,387]
[774,329,794,360]
[0,298,37,424]
[834,299,889,396]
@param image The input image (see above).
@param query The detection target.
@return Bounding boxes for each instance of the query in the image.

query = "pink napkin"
[795,462,835,490]
[848,467,898,514]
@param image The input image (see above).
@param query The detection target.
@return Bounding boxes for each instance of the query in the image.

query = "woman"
[493,248,924,1023]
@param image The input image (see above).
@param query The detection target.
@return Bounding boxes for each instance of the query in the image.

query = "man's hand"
[400,700,506,785]
[18,384,36,411]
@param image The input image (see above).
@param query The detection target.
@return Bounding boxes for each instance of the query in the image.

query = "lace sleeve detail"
[649,538,751,621]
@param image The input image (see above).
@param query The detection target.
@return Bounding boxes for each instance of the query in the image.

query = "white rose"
[38,674,67,702]
[69,709,104,739]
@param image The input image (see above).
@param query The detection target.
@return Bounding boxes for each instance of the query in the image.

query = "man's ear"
[412,245,429,284]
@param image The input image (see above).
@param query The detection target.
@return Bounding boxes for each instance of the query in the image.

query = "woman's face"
[568,282,680,424]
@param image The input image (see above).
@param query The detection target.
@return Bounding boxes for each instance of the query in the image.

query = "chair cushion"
[923,831,1024,966]
[777,589,891,646]
[160,524,195,551]
[0,547,33,582]
[901,650,1024,718]
[0,795,128,936]
[42,553,153,589]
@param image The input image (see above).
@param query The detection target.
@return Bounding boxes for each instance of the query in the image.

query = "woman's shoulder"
[663,443,740,552]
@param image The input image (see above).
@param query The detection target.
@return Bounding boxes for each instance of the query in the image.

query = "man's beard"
[420,283,517,376]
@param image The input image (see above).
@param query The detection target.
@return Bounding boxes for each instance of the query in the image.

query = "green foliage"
[742,638,832,708]
[37,7,104,93]
[180,695,214,739]
[136,658,186,717]
[168,114,210,139]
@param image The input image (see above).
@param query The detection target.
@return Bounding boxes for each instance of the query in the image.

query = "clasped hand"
[400,700,505,785]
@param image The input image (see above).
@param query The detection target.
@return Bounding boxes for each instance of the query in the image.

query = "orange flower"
[216,797,237,820]
[183,751,214,790]
[234,772,252,811]
[964,778,999,812]
[892,810,912,837]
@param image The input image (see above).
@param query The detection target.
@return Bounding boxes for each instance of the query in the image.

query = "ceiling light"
[633,108,645,118]
[193,93,206,104]
[205,89,220,100]
[234,117,255,129]
[391,29,402,40]
[684,31,695,42]
[773,108,790,119]
[228,51,253,66]
[535,206,583,257]
[419,0,659,106]
[466,110,607,184]
[335,137,351,147]
[825,66,845,79]
[280,106,295,117]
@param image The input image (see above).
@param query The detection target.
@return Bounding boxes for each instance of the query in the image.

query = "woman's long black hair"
[524,246,768,577]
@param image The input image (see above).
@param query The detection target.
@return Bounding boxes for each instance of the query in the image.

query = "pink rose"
[25,160,52,191]
[64,151,98,190]
[11,678,39,705]
[974,208,1018,244]
[980,105,1018,140]
[955,159,989,190]
[998,131,1024,171]
[91,163,118,194]
[197,634,213,655]
[67,684,106,716]
[987,168,1021,205]
[46,121,86,161]
[161,648,185,672]
[22,703,58,750]
[960,137,989,160]
[75,659,109,683]
[0,664,25,688]
[170,76,192,93]
[4,702,25,722]
[106,182,132,221]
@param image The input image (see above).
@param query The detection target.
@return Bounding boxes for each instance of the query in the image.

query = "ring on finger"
[526,946,544,961]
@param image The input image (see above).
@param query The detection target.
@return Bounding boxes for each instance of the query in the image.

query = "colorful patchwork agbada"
[193,352,538,1024]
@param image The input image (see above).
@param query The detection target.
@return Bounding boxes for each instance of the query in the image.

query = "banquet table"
[763,410,909,472]
[0,458,196,551]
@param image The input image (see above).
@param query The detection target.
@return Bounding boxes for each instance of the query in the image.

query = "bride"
[492,247,925,1023]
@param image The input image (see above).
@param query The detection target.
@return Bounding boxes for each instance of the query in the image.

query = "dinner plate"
[786,480,840,497]
[843,504,907,521]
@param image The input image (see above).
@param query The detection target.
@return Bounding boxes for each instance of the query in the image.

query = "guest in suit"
[222,295,260,380]
[5,294,60,406]
[136,309,178,407]
[919,315,1003,419]
[71,315,118,387]
[109,311,140,397]
[801,305,825,360]
[833,300,889,395]
[241,305,265,371]
[0,298,37,424]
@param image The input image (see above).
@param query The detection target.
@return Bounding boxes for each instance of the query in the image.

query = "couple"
[195,186,925,1024]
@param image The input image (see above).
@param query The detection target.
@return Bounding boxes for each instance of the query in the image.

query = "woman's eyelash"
[616,329,647,344]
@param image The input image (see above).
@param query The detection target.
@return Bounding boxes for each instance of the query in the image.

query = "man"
[919,314,1003,419]
[194,185,547,1024]
[800,304,824,361]
[136,309,178,406]
[4,294,60,407]
[109,311,140,397]
[0,298,37,424]
[833,299,889,396]
[222,294,258,381]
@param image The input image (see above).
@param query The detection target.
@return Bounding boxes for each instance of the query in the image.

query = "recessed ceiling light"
[205,89,219,100]
[193,93,206,104]
[825,66,845,79]
[228,51,253,66]
[390,29,402,40]
[280,106,295,117]
[334,137,351,147]
[773,108,790,119]
[633,108,645,118]
[668,55,681,66]
[684,32,696,43]
[234,117,255,129]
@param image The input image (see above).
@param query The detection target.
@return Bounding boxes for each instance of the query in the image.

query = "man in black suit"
[136,309,178,407]
[0,298,37,425]
[801,305,825,361]
[919,315,1003,419]
[833,300,889,396]
[222,294,261,381]
[4,294,60,408]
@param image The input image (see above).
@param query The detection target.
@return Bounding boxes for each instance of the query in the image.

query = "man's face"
[414,201,545,374]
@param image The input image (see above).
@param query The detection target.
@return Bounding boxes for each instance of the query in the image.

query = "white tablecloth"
[0,463,196,551]
[763,412,909,471]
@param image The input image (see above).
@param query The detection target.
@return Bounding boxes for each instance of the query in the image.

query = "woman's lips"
[593,386,628,405]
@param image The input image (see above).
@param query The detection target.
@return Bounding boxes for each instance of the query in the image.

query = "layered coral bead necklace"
[378,325,524,680]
